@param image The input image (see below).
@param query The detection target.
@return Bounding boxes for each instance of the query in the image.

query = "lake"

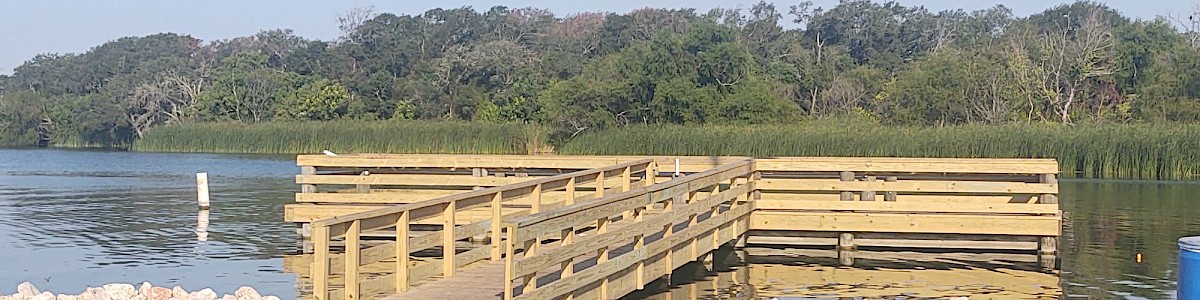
[1,149,1196,299]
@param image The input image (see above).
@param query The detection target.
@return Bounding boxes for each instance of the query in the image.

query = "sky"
[0,0,1196,75]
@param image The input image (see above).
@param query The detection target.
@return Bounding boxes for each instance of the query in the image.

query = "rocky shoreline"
[0,282,279,300]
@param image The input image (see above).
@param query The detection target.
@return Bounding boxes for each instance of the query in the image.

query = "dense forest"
[4,0,1200,147]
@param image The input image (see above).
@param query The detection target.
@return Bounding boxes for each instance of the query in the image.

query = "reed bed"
[132,121,545,155]
[559,122,1200,180]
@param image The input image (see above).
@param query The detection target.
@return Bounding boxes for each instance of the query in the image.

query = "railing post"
[301,166,317,193]
[356,171,370,194]
[840,171,855,201]
[312,225,330,300]
[491,192,504,261]
[444,200,456,277]
[396,211,410,292]
[596,170,606,198]
[566,177,576,206]
[596,216,610,299]
[531,183,543,213]
[862,175,877,201]
[345,220,361,299]
[622,166,632,191]
[645,162,657,186]
[504,227,516,300]
[884,176,898,202]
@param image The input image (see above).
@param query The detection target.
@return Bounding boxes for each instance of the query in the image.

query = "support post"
[345,220,361,300]
[356,171,370,194]
[862,175,876,201]
[839,171,855,201]
[491,192,503,260]
[300,166,316,193]
[196,172,211,209]
[884,176,898,202]
[443,200,456,277]
[1039,174,1059,255]
[395,211,410,292]
[838,233,856,251]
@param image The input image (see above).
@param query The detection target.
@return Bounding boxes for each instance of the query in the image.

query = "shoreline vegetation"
[5,1,1200,180]
[128,120,1200,181]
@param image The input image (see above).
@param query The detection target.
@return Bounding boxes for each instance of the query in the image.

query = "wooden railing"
[306,159,656,300]
[501,160,759,300]
[286,155,743,232]
[750,157,1062,253]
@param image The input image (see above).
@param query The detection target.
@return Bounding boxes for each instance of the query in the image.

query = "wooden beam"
[759,193,1033,203]
[754,158,1059,174]
[297,174,541,186]
[750,211,1061,236]
[753,200,1061,215]
[757,179,1057,194]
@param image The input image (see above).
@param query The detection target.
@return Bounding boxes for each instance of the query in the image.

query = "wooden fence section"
[305,159,656,300]
[286,155,742,232]
[750,157,1062,253]
[500,160,758,300]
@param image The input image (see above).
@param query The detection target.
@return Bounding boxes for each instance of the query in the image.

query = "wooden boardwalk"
[290,155,1061,300]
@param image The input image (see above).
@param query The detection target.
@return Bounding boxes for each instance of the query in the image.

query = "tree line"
[4,0,1200,146]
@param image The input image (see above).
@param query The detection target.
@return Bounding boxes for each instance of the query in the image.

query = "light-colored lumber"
[754,200,1061,215]
[750,211,1061,236]
[757,178,1057,194]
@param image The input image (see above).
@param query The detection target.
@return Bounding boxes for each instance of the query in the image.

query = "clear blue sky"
[0,0,1194,75]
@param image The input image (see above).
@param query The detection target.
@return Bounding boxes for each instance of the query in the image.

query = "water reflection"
[623,247,1060,299]
[0,149,298,297]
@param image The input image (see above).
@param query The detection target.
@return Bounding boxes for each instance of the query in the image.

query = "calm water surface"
[1,149,1198,299]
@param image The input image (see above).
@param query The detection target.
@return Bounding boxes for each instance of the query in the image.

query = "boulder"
[101,284,136,300]
[171,286,188,299]
[138,282,153,298]
[17,282,40,297]
[188,288,217,300]
[55,294,80,300]
[232,287,260,300]
[30,292,54,300]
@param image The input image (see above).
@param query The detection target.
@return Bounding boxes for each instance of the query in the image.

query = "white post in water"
[197,172,211,209]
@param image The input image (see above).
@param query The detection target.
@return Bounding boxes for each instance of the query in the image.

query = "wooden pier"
[287,154,1062,299]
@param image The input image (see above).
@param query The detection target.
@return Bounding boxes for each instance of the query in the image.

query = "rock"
[171,286,188,299]
[232,287,260,300]
[55,294,80,300]
[262,297,279,300]
[219,296,235,300]
[31,292,54,300]
[17,282,40,297]
[189,288,217,300]
[146,287,172,300]
[77,287,103,300]
[138,282,153,298]
[102,283,136,300]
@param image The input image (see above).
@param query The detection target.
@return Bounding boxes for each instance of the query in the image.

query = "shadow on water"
[624,246,1060,299]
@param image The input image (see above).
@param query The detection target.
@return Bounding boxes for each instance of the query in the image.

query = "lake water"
[1,149,1197,299]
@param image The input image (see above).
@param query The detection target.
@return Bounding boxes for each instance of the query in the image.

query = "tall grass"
[133,120,547,155]
[559,121,1200,180]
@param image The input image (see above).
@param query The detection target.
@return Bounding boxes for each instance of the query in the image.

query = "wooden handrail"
[501,160,759,300]
[310,158,654,230]
[307,158,655,300]
[506,160,755,229]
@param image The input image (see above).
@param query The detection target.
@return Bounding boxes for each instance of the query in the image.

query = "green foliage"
[7,0,1200,177]
[275,79,352,120]
[560,121,1200,180]
[132,120,546,154]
